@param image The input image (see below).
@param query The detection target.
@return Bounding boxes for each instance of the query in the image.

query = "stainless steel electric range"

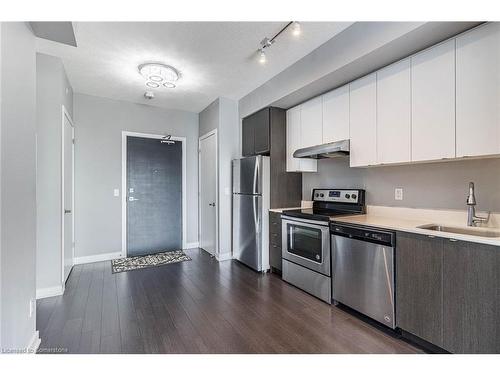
[281,188,365,303]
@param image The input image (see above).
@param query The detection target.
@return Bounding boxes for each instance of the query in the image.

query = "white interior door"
[199,132,217,256]
[63,110,74,283]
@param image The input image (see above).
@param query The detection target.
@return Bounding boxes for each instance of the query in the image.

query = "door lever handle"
[128,197,139,202]
[64,209,72,214]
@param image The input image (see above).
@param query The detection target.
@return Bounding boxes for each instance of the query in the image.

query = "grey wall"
[217,98,239,257]
[0,20,3,344]
[74,93,199,259]
[1,22,37,350]
[198,97,239,259]
[303,158,500,212]
[36,53,74,294]
[199,98,219,137]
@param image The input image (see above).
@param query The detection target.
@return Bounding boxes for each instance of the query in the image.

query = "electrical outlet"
[395,188,403,201]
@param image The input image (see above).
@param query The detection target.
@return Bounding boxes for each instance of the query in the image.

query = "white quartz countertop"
[269,207,302,213]
[269,201,313,213]
[330,206,500,247]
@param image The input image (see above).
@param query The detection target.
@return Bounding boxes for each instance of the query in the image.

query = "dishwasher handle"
[331,223,395,247]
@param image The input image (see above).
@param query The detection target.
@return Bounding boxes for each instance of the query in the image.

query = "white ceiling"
[35,22,352,113]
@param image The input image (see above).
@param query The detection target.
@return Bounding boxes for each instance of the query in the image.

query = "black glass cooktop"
[281,208,356,222]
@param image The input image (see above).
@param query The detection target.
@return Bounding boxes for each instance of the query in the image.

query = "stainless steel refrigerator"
[232,155,270,272]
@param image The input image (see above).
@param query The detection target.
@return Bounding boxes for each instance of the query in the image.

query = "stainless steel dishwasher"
[331,222,396,328]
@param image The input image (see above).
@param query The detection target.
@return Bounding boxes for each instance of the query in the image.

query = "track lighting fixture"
[256,21,302,65]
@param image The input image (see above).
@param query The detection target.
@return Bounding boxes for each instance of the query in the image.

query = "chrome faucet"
[466,182,489,227]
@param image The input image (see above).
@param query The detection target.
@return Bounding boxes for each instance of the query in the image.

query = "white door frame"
[121,131,187,257]
[61,105,75,286]
[198,129,218,256]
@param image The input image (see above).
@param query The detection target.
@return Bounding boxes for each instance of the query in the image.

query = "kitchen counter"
[331,206,500,246]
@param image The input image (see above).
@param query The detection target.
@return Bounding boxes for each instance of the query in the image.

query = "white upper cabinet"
[286,23,499,171]
[286,106,317,172]
[456,23,500,157]
[376,59,411,164]
[322,84,350,144]
[411,39,456,162]
[300,96,323,148]
[349,73,377,167]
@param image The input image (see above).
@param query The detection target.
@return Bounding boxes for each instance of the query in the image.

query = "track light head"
[259,49,267,64]
[292,21,301,36]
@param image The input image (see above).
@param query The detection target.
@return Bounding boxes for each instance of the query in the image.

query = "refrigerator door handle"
[253,195,260,234]
[253,158,259,194]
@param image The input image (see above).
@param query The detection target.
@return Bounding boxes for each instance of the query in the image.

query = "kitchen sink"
[417,224,500,238]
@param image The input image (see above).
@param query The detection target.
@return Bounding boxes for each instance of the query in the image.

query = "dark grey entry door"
[127,136,182,256]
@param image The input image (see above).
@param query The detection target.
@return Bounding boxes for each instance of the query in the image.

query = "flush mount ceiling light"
[256,21,302,65]
[138,63,180,89]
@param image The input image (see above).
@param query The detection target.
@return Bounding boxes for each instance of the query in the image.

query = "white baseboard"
[74,251,122,265]
[27,330,41,354]
[36,285,64,300]
[184,242,199,249]
[216,252,232,262]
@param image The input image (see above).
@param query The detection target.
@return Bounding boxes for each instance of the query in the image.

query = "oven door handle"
[281,216,329,228]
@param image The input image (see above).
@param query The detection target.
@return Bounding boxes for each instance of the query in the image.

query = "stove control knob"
[352,194,357,200]
[345,194,350,199]
[320,193,324,197]
[315,193,319,197]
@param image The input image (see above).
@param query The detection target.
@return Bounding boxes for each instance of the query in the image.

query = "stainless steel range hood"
[293,140,350,159]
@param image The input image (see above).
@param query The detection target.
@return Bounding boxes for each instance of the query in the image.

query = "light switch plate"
[395,188,403,201]
[113,189,120,197]
[29,298,35,318]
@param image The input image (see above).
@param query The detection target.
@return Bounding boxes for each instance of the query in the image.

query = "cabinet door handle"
[449,238,458,242]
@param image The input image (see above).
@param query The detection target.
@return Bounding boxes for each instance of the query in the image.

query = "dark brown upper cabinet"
[242,106,302,209]
[242,107,271,156]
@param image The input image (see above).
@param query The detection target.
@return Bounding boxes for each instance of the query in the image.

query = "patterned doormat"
[111,250,191,273]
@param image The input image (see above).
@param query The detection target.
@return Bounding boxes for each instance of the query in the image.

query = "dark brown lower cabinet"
[396,232,444,347]
[396,231,500,353]
[269,211,282,272]
[442,240,500,354]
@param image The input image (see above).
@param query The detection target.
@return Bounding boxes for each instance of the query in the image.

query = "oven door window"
[287,224,323,263]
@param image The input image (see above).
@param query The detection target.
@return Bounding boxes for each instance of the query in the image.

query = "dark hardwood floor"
[37,249,421,354]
